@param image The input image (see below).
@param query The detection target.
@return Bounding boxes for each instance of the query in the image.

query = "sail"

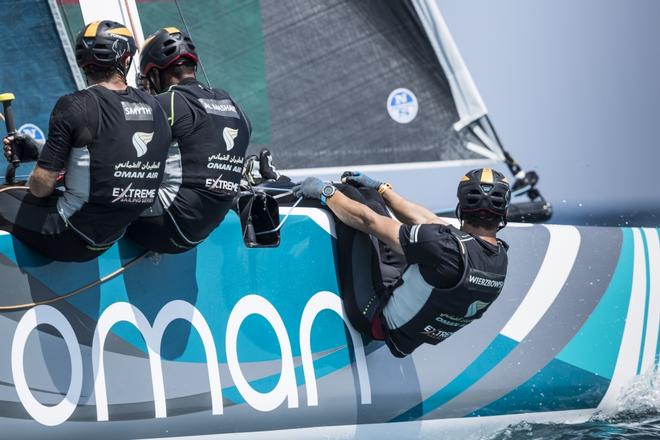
[54,0,547,215]
[0,0,81,141]
[122,0,504,170]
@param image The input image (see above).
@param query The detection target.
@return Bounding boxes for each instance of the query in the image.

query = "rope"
[255,196,303,236]
[174,0,212,88]
[0,185,28,193]
[0,184,149,311]
[0,250,150,312]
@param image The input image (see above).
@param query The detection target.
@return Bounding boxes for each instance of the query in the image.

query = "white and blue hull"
[0,209,657,439]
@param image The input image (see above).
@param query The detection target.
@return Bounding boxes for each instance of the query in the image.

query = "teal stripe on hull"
[468,357,610,416]
[637,229,651,374]
[656,229,660,368]
[390,334,518,422]
[555,228,635,379]
[469,228,635,416]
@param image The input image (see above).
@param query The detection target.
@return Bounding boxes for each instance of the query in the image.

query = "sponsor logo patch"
[111,183,156,204]
[132,132,154,157]
[111,38,129,60]
[205,175,239,193]
[464,300,490,318]
[198,98,240,118]
[434,314,466,327]
[122,102,153,121]
[223,127,238,151]
[420,325,453,341]
[468,275,504,289]
[387,88,418,124]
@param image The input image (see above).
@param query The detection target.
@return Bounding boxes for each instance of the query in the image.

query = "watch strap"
[378,182,393,194]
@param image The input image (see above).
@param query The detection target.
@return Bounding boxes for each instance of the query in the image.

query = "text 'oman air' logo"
[387,88,419,124]
[223,127,238,151]
[132,132,154,157]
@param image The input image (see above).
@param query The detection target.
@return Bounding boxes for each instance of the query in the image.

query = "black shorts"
[334,185,407,337]
[126,210,196,254]
[0,188,110,262]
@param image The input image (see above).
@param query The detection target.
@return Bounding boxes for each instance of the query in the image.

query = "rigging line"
[47,0,86,90]
[0,185,29,193]
[255,196,303,235]
[173,0,212,88]
[0,250,151,312]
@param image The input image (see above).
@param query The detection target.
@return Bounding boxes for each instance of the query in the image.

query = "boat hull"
[0,209,657,439]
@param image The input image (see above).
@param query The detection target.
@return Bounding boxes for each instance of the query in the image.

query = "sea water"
[486,368,660,439]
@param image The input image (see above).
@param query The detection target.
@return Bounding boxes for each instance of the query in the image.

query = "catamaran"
[0,1,657,438]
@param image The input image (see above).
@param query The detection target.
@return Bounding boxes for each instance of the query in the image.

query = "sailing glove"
[3,134,40,162]
[292,177,325,200]
[341,171,381,190]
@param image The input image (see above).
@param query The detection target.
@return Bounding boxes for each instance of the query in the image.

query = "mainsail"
[0,0,80,136]
[57,0,506,171]
[7,0,547,219]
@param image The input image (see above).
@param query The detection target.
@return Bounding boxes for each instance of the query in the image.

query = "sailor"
[128,27,251,253]
[292,168,510,357]
[0,21,170,262]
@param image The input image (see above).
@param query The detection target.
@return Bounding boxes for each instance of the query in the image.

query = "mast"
[77,0,146,88]
[413,0,551,221]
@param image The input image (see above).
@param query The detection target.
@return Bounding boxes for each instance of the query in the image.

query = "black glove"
[3,133,40,162]
[291,177,326,200]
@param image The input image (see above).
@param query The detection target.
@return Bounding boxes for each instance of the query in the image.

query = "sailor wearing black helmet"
[127,27,251,253]
[0,20,170,262]
[292,168,510,357]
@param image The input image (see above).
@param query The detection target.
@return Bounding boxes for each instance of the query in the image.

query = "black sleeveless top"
[383,225,509,357]
[63,86,170,246]
[168,80,250,194]
[154,80,251,243]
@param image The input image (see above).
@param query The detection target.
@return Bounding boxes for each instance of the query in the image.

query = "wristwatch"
[378,182,393,194]
[320,184,336,206]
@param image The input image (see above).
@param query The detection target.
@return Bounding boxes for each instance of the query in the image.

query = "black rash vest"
[154,78,251,243]
[38,85,170,246]
[382,224,509,357]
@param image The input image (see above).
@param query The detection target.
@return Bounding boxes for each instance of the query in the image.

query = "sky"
[437,0,660,225]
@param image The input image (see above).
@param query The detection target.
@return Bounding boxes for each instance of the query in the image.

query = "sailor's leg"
[335,219,388,337]
[0,188,106,262]
[337,185,407,286]
[126,213,194,254]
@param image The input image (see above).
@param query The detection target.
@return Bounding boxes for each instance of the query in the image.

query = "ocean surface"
[486,369,660,440]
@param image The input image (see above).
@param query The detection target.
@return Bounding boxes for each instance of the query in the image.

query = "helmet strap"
[497,215,508,231]
[455,204,463,224]
[146,69,163,94]
[114,56,133,84]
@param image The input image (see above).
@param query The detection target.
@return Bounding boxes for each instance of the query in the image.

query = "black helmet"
[456,168,511,220]
[139,27,198,78]
[75,21,136,74]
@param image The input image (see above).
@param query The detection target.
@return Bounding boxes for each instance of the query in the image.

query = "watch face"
[322,185,335,197]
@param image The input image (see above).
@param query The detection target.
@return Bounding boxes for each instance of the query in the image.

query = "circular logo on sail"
[18,123,45,143]
[387,88,418,124]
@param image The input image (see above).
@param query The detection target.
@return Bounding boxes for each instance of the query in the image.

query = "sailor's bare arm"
[28,166,59,197]
[380,188,448,226]
[326,191,404,254]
